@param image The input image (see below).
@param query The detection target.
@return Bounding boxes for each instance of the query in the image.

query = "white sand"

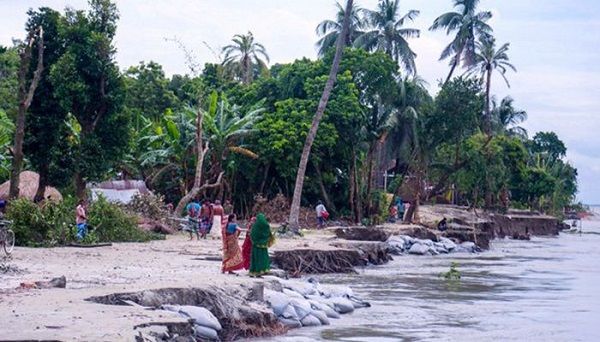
[0,230,337,340]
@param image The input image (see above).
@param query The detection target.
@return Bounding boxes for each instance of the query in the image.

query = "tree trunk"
[353,152,362,224]
[9,27,44,199]
[175,101,224,216]
[287,0,354,229]
[75,171,86,200]
[349,151,356,223]
[314,162,335,214]
[484,66,492,135]
[34,166,48,203]
[444,45,465,85]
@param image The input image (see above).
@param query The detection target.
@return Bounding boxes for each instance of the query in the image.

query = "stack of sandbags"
[162,305,222,340]
[386,235,471,256]
[263,278,371,330]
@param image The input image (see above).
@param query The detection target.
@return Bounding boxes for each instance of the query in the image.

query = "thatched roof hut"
[0,171,63,202]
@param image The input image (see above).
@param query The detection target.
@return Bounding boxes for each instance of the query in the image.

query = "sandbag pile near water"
[263,278,370,329]
[386,235,480,255]
[161,304,222,340]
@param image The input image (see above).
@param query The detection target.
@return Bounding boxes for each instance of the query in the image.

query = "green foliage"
[6,196,160,247]
[88,196,159,242]
[0,110,15,181]
[441,262,461,280]
[6,199,47,246]
[0,46,19,116]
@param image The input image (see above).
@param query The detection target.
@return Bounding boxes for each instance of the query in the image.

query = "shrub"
[6,198,47,246]
[89,196,161,243]
[6,196,162,246]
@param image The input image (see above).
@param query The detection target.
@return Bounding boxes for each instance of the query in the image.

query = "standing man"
[315,200,327,229]
[76,200,88,241]
[199,199,212,239]
[396,196,404,222]
[185,199,201,240]
[211,200,224,240]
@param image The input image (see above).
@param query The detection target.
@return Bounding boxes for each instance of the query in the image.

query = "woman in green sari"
[249,213,273,277]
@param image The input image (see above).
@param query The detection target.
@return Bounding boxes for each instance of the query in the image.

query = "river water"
[266,208,600,342]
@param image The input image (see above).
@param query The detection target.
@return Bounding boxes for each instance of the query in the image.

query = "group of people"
[185,198,274,277]
[221,213,274,277]
[389,197,410,223]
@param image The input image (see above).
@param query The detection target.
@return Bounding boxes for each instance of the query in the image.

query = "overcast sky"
[2,0,600,203]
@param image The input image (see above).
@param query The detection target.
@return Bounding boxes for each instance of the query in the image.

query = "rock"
[278,317,302,329]
[194,324,219,340]
[408,243,430,255]
[386,236,406,254]
[300,314,322,327]
[162,305,222,331]
[310,309,330,325]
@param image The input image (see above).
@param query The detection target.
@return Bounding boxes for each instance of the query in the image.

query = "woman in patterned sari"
[221,214,244,274]
[249,213,274,277]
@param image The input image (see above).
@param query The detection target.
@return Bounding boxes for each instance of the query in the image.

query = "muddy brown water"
[260,209,600,341]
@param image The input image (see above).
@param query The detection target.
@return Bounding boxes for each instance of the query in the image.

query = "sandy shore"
[0,230,338,341]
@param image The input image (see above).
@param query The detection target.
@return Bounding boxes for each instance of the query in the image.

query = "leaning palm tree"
[466,36,516,134]
[222,31,269,84]
[355,0,420,74]
[491,96,527,139]
[430,0,493,84]
[316,2,366,57]
[288,0,355,231]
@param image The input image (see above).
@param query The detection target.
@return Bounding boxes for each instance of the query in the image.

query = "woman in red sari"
[221,214,244,274]
[241,216,255,270]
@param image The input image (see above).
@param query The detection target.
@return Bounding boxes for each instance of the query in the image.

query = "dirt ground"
[0,229,337,341]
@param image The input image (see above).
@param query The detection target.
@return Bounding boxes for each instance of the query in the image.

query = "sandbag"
[408,243,430,255]
[279,317,302,329]
[280,304,299,320]
[348,296,371,308]
[324,297,355,314]
[194,324,219,340]
[280,279,317,296]
[308,300,340,319]
[283,288,305,299]
[264,289,291,316]
[317,284,354,298]
[162,305,221,331]
[310,309,330,325]
[290,297,313,320]
[300,314,322,327]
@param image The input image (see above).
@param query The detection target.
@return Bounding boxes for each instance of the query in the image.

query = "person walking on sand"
[199,199,212,239]
[315,201,328,229]
[249,213,274,277]
[76,200,88,241]
[210,200,224,240]
[185,199,201,240]
[221,214,244,274]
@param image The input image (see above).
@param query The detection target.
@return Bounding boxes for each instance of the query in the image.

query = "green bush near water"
[6,196,162,247]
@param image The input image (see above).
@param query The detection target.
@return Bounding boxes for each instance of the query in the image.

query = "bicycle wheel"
[3,229,14,255]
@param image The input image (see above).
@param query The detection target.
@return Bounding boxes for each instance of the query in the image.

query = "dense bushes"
[6,196,162,247]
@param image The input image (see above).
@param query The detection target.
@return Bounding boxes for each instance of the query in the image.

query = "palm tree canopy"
[316,2,366,57]
[222,31,270,84]
[466,36,516,87]
[430,0,493,69]
[355,0,420,75]
[491,96,527,138]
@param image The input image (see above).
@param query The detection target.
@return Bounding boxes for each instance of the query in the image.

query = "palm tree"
[288,0,354,230]
[222,31,269,84]
[429,0,493,84]
[355,0,420,74]
[491,96,527,139]
[316,2,366,57]
[466,37,516,134]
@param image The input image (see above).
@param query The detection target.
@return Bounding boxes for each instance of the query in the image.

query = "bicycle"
[0,219,15,255]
